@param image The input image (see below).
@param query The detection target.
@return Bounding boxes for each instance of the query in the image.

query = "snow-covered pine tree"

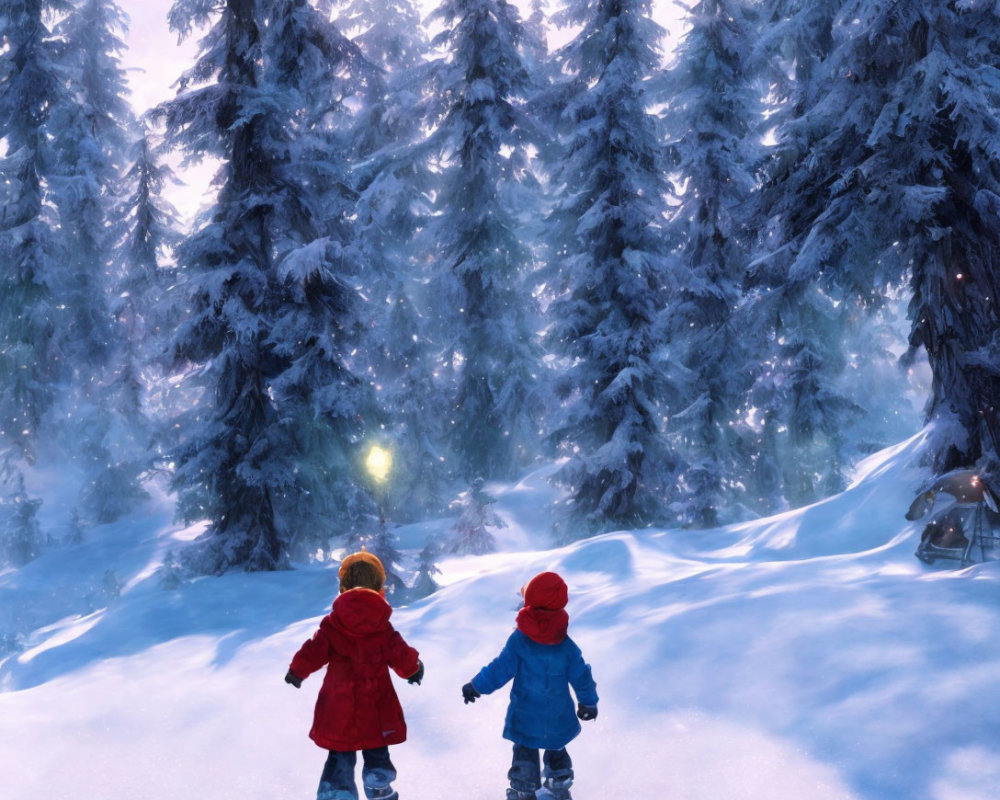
[49,0,132,372]
[856,3,1000,474]
[757,1,1000,475]
[116,130,183,383]
[690,0,836,515]
[661,0,760,527]
[158,550,184,589]
[0,0,68,461]
[542,0,674,533]
[0,459,44,567]
[337,0,448,521]
[156,0,297,573]
[446,477,504,554]
[114,129,183,421]
[50,0,151,524]
[754,0,842,117]
[110,130,185,519]
[738,276,862,506]
[0,0,72,547]
[66,507,85,545]
[356,516,407,599]
[261,0,384,555]
[335,0,426,79]
[423,0,546,483]
[837,291,927,454]
[741,0,872,505]
[158,0,379,571]
[409,538,442,599]
[521,0,550,66]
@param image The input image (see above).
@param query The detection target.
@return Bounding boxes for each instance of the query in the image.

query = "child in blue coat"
[462,571,598,800]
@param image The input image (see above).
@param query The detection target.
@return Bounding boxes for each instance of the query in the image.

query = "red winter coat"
[289,588,420,751]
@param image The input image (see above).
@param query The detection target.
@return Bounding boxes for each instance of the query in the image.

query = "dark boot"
[537,748,573,800]
[318,790,359,800]
[361,769,397,800]
[508,745,541,800]
[537,770,573,800]
[318,751,359,800]
[361,747,398,800]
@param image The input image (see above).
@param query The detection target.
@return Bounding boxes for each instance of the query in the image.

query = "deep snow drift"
[3,431,1000,800]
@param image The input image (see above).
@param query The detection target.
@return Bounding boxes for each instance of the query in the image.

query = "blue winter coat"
[472,629,599,750]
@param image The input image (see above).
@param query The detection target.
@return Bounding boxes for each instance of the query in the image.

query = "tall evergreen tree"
[335,0,425,74]
[543,0,673,532]
[409,538,442,599]
[744,0,873,505]
[79,130,184,524]
[754,292,861,505]
[0,458,44,566]
[262,0,383,554]
[662,0,760,526]
[0,0,68,462]
[49,0,133,372]
[159,0,288,572]
[423,0,546,483]
[755,0,841,116]
[838,292,926,454]
[446,477,503,554]
[758,1,1000,475]
[115,130,183,383]
[337,0,447,520]
[0,0,70,547]
[358,515,406,598]
[51,0,148,523]
[158,0,377,571]
[116,130,187,488]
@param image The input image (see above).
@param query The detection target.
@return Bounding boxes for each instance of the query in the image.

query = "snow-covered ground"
[3,431,1000,800]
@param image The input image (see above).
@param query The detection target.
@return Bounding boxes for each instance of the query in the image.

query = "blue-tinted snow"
[2,431,999,799]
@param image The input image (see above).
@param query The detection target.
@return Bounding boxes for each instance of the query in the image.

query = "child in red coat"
[286,551,423,800]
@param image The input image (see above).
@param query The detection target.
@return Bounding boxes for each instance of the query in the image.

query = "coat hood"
[330,587,393,637]
[517,571,569,644]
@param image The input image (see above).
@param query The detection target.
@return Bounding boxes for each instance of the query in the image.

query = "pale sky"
[121,0,685,110]
[118,0,686,223]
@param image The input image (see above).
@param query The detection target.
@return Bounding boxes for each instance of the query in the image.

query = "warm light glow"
[365,445,392,483]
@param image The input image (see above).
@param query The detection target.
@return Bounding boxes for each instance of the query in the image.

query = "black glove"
[462,682,481,704]
[408,660,424,685]
[284,670,302,689]
[577,703,597,721]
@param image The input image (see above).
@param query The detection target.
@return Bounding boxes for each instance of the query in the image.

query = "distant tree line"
[1,0,994,572]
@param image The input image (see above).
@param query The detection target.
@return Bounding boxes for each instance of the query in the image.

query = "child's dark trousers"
[318,746,397,800]
[508,743,574,799]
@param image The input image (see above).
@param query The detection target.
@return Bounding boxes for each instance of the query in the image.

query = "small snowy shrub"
[158,551,184,590]
[446,479,504,555]
[409,538,443,599]
[0,490,44,567]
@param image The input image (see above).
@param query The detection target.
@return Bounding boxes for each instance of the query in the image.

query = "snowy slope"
[3,432,1000,800]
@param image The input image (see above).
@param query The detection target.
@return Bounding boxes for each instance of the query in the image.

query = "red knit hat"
[517,572,570,644]
[522,571,569,610]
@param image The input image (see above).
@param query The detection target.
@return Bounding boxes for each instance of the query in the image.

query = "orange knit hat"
[338,549,386,592]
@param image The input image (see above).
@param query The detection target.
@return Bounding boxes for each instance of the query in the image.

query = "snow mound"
[2,434,1000,800]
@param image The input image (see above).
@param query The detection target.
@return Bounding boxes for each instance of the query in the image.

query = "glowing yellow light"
[365,445,392,483]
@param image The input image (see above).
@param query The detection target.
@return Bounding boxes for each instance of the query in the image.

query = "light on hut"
[365,445,392,484]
